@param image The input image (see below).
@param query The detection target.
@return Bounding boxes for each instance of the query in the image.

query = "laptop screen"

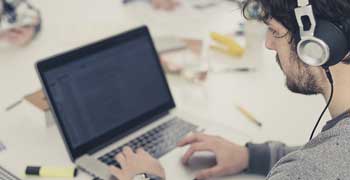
[37,27,175,160]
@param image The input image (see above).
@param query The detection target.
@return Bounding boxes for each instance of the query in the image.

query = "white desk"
[0,0,329,180]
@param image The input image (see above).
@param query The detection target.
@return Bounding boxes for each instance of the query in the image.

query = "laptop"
[36,26,199,180]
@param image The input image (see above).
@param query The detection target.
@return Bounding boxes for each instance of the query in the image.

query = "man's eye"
[268,27,279,37]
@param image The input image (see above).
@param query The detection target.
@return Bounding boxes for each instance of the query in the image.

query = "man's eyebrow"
[268,21,278,28]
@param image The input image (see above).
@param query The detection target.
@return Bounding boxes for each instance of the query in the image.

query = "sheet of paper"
[24,90,49,112]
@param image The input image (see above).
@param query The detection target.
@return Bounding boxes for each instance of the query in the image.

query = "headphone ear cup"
[314,20,349,67]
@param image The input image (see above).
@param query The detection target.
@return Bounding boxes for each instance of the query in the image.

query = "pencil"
[236,105,262,127]
[5,99,23,111]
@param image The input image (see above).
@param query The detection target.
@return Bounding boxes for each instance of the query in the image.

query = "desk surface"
[0,0,328,180]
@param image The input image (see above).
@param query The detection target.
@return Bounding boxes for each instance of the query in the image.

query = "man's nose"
[265,38,275,50]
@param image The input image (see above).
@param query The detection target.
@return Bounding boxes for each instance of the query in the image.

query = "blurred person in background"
[0,0,41,47]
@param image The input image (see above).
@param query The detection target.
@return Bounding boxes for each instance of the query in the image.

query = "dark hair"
[242,0,350,64]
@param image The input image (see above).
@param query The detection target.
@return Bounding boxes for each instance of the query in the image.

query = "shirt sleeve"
[245,141,300,176]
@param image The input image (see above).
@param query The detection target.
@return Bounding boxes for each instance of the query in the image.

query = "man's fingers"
[177,133,205,147]
[115,153,127,167]
[181,142,211,165]
[109,166,123,177]
[195,166,225,180]
[122,146,134,158]
[136,148,149,156]
[136,148,152,157]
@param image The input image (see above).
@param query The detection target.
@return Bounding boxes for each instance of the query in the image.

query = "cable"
[309,67,334,140]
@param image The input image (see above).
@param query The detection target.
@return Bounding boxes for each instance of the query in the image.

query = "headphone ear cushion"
[315,20,349,67]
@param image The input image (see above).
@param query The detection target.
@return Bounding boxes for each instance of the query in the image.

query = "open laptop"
[36,26,199,180]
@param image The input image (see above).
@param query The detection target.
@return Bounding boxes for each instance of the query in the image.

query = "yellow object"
[25,166,77,178]
[236,105,262,127]
[40,167,76,177]
[210,32,245,57]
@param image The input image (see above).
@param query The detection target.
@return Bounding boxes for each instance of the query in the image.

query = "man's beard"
[276,54,322,95]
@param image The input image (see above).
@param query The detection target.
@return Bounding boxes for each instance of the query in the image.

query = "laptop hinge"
[76,155,114,180]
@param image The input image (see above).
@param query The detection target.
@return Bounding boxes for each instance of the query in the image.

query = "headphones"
[294,0,349,67]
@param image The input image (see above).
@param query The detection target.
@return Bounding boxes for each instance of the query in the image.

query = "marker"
[236,105,262,127]
[25,166,77,178]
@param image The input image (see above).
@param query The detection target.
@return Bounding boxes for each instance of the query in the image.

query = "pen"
[236,105,262,127]
[5,99,23,111]
[224,68,253,72]
[122,0,140,4]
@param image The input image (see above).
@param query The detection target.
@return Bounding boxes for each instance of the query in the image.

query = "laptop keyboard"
[98,117,197,167]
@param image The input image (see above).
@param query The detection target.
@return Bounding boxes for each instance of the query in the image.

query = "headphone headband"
[298,0,309,6]
[295,0,316,37]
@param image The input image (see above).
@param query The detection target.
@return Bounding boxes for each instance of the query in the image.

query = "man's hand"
[177,133,249,180]
[151,0,179,11]
[109,147,165,180]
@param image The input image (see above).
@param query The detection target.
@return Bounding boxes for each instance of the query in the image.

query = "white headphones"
[294,0,349,67]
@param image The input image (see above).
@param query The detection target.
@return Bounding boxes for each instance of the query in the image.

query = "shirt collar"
[322,109,350,132]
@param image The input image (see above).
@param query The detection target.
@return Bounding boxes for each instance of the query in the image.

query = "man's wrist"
[242,146,250,171]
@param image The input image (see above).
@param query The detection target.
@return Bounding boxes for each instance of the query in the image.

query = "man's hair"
[242,0,350,64]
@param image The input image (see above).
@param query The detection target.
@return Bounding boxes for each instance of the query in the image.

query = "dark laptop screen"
[37,27,175,160]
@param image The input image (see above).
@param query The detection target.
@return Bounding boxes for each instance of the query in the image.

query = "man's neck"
[323,66,350,119]
[327,93,350,118]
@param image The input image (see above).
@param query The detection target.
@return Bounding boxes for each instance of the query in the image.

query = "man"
[109,0,350,179]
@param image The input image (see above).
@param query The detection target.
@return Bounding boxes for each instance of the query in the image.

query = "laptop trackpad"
[76,155,116,180]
